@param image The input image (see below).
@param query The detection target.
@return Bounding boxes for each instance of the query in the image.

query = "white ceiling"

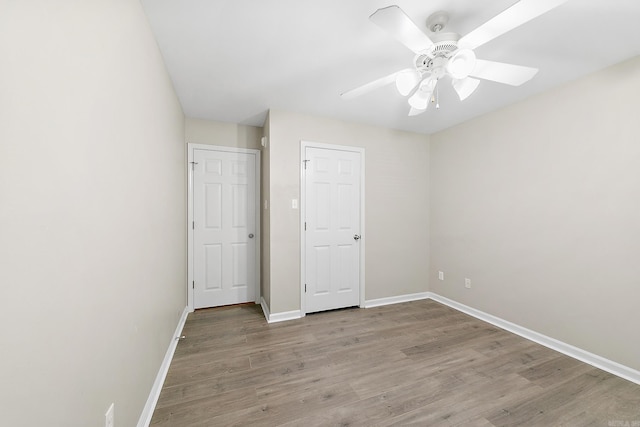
[141,0,640,135]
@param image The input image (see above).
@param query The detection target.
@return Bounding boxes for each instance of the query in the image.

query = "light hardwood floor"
[150,300,640,426]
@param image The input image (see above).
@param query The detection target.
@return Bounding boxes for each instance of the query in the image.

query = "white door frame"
[300,141,365,315]
[187,143,261,312]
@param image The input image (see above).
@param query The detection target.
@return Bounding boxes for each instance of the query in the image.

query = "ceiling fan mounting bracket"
[426,10,449,33]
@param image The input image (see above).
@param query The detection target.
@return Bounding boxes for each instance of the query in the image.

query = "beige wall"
[0,1,186,426]
[267,110,430,313]
[185,117,262,150]
[261,114,272,306]
[429,56,640,371]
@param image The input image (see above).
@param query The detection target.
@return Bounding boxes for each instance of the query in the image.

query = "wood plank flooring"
[150,300,640,426]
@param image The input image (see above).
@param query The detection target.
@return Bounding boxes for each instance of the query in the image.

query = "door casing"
[300,141,365,316]
[187,143,261,312]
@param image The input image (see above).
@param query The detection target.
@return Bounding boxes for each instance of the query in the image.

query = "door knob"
[248,233,254,238]
[353,234,361,241]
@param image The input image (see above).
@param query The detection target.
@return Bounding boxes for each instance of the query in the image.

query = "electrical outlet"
[105,403,114,427]
[438,271,444,281]
[465,278,471,289]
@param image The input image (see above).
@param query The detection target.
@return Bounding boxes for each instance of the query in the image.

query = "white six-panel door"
[193,148,256,309]
[304,146,362,313]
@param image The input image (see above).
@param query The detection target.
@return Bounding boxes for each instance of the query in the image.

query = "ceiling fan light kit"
[341,0,569,117]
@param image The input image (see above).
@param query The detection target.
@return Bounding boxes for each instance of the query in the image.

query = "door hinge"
[303,159,310,169]
[192,221,194,230]
[305,284,307,293]
[304,222,306,231]
[192,281,194,289]
[189,161,198,170]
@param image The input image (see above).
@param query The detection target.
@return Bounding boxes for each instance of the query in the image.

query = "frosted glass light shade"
[452,77,480,101]
[395,69,421,96]
[447,49,477,80]
[408,89,430,109]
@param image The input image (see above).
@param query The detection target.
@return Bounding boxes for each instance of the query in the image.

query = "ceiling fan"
[342,0,569,116]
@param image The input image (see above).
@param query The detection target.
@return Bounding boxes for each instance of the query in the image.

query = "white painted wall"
[0,1,186,425]
[430,56,640,371]
[267,111,430,313]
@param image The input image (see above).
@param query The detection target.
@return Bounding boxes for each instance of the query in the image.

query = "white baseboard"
[137,306,189,427]
[427,292,640,386]
[261,297,303,323]
[268,310,303,323]
[260,296,271,322]
[364,292,431,308]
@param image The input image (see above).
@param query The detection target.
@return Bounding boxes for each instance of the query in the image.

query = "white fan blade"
[459,0,569,50]
[396,69,421,96]
[341,69,409,100]
[370,6,434,54]
[408,107,426,116]
[470,59,538,86]
[452,77,480,101]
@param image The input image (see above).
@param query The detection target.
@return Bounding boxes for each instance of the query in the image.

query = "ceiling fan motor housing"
[415,38,461,78]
